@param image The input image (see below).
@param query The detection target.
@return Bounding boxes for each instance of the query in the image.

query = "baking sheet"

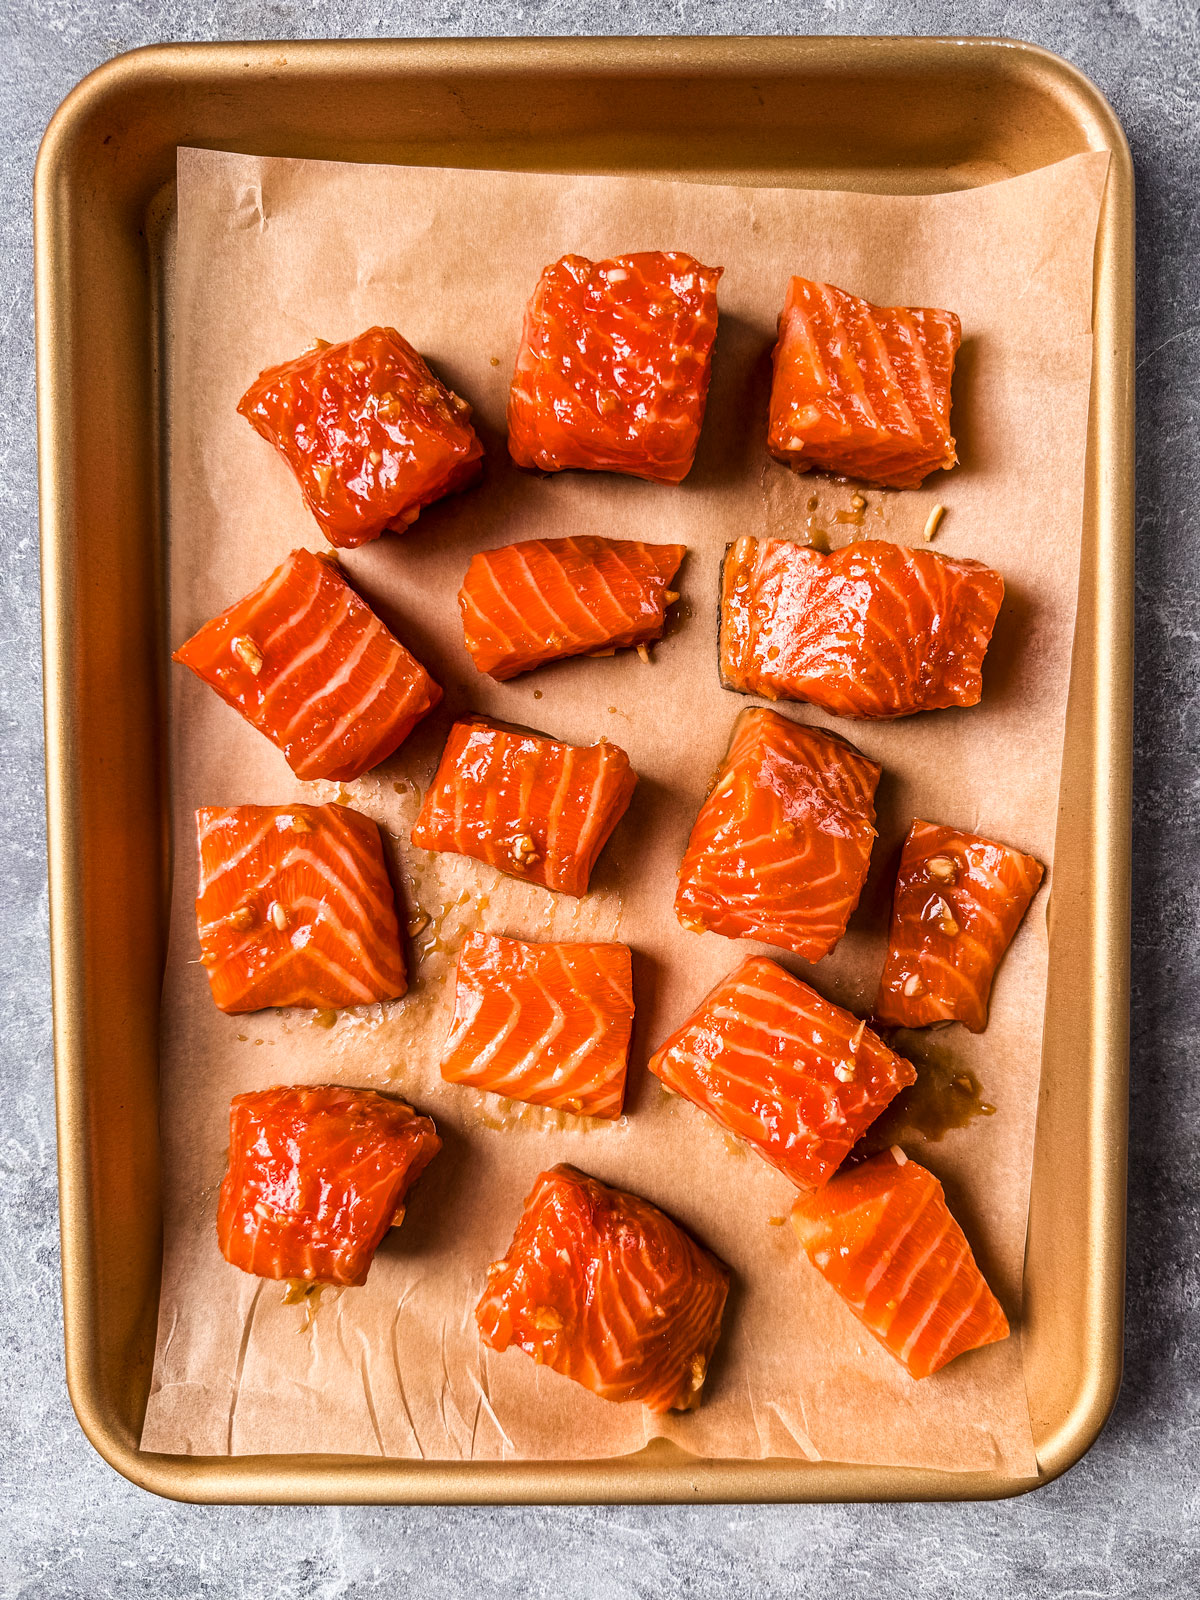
[140,146,1108,1473]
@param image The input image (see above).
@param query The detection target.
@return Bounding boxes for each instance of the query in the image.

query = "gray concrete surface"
[2,1,1196,1595]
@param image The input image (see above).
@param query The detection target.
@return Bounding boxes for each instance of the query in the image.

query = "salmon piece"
[411,717,637,897]
[508,252,722,485]
[790,1148,1009,1377]
[238,327,483,547]
[875,820,1044,1032]
[720,538,1005,719]
[676,708,880,961]
[768,277,961,489]
[173,548,442,783]
[442,933,634,1118]
[649,957,914,1190]
[458,536,686,681]
[217,1085,440,1286]
[476,1164,729,1411]
[195,803,406,1013]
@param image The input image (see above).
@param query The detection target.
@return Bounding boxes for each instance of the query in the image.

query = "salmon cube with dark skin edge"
[475,1164,730,1412]
[238,326,484,548]
[217,1085,441,1287]
[675,707,880,962]
[768,277,961,489]
[790,1147,1010,1378]
[649,956,915,1191]
[874,820,1045,1033]
[195,803,407,1014]
[173,548,442,783]
[411,716,637,897]
[507,252,722,485]
[719,538,1005,720]
[441,933,634,1119]
[458,536,686,681]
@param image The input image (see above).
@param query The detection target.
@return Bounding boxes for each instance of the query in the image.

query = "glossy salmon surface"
[476,1164,729,1411]
[411,717,637,897]
[768,277,961,489]
[441,933,634,1118]
[649,957,915,1191]
[676,708,880,961]
[459,536,686,681]
[875,820,1044,1032]
[196,803,406,1014]
[238,327,484,547]
[720,538,1005,719]
[217,1085,440,1286]
[790,1148,1009,1378]
[508,252,722,485]
[173,548,442,783]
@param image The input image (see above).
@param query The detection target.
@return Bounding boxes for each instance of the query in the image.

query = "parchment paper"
[141,147,1109,1474]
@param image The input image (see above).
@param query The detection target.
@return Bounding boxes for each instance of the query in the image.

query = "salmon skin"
[173,548,442,783]
[458,536,686,681]
[790,1147,1009,1378]
[442,933,634,1118]
[508,252,722,485]
[238,326,484,547]
[720,538,1005,719]
[676,708,880,961]
[217,1085,440,1287]
[476,1164,729,1411]
[649,957,915,1191]
[768,277,961,489]
[875,820,1044,1032]
[195,803,406,1014]
[412,716,637,897]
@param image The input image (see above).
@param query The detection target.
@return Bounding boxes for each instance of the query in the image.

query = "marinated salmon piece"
[476,1164,729,1411]
[676,708,880,961]
[217,1085,440,1286]
[459,536,686,681]
[173,548,442,783]
[649,956,914,1191]
[875,820,1044,1032]
[196,803,406,1013]
[768,277,961,489]
[238,327,484,547]
[442,933,634,1118]
[720,538,1005,720]
[411,717,637,897]
[508,252,722,485]
[791,1147,1009,1378]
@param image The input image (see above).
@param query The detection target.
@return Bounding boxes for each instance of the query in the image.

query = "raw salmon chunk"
[238,326,483,547]
[411,717,637,897]
[508,252,722,485]
[676,708,880,961]
[790,1147,1009,1377]
[875,820,1044,1032]
[476,1164,729,1411]
[720,538,1005,719]
[768,277,961,489]
[174,549,442,782]
[218,1085,440,1286]
[649,957,914,1190]
[442,933,634,1118]
[459,536,686,681]
[195,803,407,1013]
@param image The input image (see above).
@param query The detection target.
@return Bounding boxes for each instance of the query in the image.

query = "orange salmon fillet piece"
[476,1164,729,1411]
[875,820,1045,1032]
[441,933,634,1118]
[649,956,915,1191]
[791,1148,1009,1378]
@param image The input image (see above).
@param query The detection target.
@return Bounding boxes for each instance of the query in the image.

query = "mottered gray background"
[2,3,1196,1596]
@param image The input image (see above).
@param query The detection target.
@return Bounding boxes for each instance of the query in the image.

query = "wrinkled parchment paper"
[141,148,1109,1474]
